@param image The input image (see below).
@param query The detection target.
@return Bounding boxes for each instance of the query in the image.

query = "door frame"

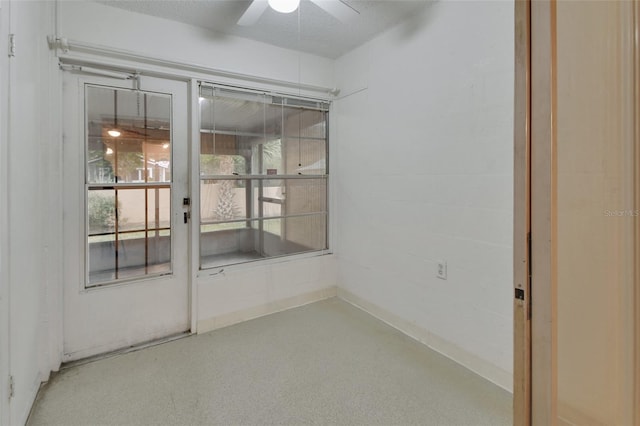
[513,0,531,425]
[634,3,640,421]
[515,1,561,423]
[188,78,200,333]
[635,3,640,421]
[529,1,557,424]
[0,0,11,423]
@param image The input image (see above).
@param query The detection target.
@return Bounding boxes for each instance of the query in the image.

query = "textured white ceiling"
[95,0,430,58]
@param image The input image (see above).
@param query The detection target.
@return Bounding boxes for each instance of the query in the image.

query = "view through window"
[199,85,329,268]
[86,85,173,286]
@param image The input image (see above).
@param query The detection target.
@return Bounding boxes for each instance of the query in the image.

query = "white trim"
[44,0,64,377]
[52,37,338,99]
[327,108,337,255]
[338,288,514,393]
[0,1,11,424]
[189,78,199,333]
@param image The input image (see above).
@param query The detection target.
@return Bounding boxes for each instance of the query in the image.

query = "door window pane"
[86,85,173,286]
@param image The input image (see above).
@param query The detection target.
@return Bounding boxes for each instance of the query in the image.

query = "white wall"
[197,256,337,332]
[333,1,514,390]
[58,1,334,94]
[2,1,57,424]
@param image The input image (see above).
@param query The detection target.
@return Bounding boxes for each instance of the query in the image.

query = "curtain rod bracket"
[47,35,69,53]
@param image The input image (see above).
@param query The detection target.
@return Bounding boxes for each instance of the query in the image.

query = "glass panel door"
[62,72,190,361]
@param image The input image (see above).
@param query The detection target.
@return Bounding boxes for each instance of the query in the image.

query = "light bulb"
[162,143,169,149]
[268,0,300,13]
[108,129,121,137]
[105,148,114,155]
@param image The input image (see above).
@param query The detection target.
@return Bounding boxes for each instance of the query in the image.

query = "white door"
[62,71,190,361]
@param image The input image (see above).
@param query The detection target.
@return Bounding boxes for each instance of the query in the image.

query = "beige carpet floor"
[28,298,511,426]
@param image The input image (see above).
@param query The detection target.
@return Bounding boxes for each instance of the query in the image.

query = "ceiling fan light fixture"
[268,0,300,14]
[107,129,121,138]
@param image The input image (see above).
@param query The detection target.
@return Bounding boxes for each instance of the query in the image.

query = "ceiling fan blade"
[308,0,360,23]
[237,0,269,26]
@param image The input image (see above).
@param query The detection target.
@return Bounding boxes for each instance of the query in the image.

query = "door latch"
[515,288,525,300]
[183,211,191,224]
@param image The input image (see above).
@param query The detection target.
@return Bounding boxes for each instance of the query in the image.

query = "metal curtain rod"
[58,64,134,80]
[199,82,332,107]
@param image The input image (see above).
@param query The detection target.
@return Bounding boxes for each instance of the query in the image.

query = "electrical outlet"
[437,260,447,280]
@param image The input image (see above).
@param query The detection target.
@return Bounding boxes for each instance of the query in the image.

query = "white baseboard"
[338,288,513,393]
[197,287,338,334]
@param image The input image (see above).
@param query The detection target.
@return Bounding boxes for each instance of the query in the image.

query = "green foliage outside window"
[88,194,122,235]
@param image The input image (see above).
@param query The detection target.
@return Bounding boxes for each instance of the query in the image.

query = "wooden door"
[516,1,639,424]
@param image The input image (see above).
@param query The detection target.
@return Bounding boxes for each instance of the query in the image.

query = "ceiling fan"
[237,0,360,26]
